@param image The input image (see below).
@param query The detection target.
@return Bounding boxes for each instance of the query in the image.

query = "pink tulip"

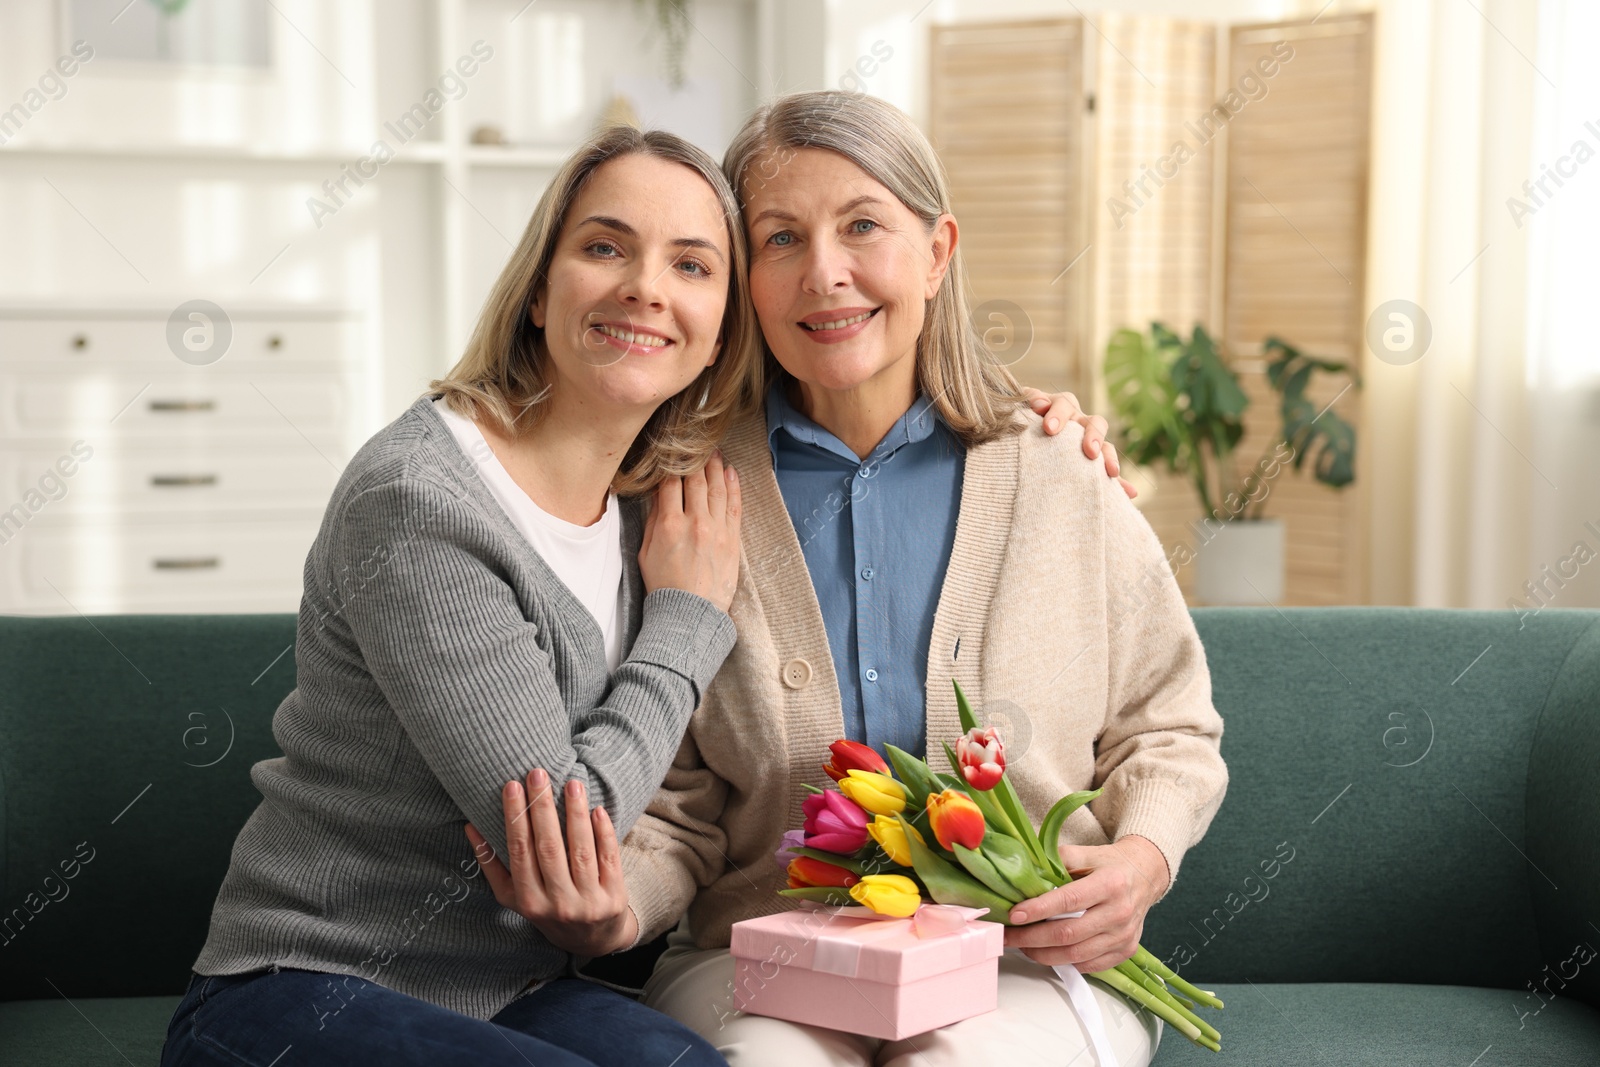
[802,790,870,853]
[957,726,1006,791]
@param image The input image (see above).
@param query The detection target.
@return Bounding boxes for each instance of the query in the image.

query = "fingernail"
[1046,417,1059,433]
[567,779,581,797]
[504,780,517,797]
[531,768,547,788]
[1012,909,1028,923]
[1090,441,1101,457]
[728,467,739,483]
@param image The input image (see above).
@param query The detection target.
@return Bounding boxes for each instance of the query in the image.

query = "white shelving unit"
[0,302,363,614]
[0,0,781,612]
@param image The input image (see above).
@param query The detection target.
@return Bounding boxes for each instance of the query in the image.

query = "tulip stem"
[1092,968,1206,1047]
[1114,961,1220,1043]
[1132,946,1225,1010]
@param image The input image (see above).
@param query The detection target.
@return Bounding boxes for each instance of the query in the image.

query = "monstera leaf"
[1106,323,1249,518]
[1103,326,1187,470]
[1170,325,1249,510]
[1264,337,1358,488]
[1104,323,1359,522]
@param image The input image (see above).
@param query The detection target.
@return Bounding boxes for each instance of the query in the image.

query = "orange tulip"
[786,855,860,890]
[824,739,891,783]
[925,789,986,851]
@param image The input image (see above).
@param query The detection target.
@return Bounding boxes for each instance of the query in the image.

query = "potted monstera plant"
[1103,323,1359,604]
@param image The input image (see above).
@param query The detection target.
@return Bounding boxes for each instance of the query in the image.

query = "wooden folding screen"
[929,20,1087,393]
[929,13,1374,605]
[1223,15,1373,605]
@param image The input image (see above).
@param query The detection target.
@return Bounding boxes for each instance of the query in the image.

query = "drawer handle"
[150,474,219,488]
[148,399,216,413]
[267,334,284,350]
[152,557,220,571]
[71,333,89,350]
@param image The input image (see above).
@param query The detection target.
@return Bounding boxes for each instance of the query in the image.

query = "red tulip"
[786,855,860,890]
[824,739,890,783]
[802,789,870,853]
[926,789,986,851]
[956,726,1006,791]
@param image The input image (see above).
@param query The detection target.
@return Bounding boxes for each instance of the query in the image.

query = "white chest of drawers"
[0,306,365,614]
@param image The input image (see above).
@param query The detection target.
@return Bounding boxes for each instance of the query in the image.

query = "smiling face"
[531,153,730,416]
[743,148,955,404]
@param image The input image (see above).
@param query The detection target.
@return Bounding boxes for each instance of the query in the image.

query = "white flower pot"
[1193,518,1286,605]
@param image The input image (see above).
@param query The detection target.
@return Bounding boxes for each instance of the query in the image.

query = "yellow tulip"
[838,769,907,816]
[867,814,925,867]
[849,873,922,917]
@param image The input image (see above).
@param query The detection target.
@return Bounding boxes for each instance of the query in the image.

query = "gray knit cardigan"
[192,397,737,1019]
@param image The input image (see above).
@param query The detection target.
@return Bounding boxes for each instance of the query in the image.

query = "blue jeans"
[161,967,727,1066]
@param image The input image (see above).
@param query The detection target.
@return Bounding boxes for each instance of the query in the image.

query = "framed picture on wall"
[63,0,271,69]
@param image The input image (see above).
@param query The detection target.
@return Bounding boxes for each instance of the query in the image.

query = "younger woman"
[162,126,760,1067]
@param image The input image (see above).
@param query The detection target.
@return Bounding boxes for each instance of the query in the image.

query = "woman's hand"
[1023,388,1137,500]
[1001,835,1171,973]
[638,450,742,612]
[464,767,639,958]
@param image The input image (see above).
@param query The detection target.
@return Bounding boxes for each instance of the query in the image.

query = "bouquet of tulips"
[774,681,1225,1052]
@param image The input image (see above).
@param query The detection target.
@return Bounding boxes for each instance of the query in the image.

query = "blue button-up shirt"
[766,384,965,760]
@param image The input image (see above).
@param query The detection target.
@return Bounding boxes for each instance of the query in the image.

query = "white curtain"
[1524,0,1600,611]
[1365,0,1599,609]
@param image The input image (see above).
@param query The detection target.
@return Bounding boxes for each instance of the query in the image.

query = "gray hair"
[723,90,1025,444]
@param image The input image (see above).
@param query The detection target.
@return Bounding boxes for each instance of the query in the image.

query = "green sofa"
[2,609,1597,1065]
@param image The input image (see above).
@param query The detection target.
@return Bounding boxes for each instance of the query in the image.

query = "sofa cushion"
[0,994,181,1067]
[1150,982,1600,1066]
[1525,612,1600,1010]
[0,615,298,1000]
[1145,609,1599,990]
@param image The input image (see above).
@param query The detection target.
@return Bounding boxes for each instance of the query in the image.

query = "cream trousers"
[639,920,1162,1067]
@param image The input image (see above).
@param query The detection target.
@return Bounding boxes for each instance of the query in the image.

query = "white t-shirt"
[432,398,625,671]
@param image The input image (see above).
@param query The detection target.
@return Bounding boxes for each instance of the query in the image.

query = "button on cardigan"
[192,396,737,1020]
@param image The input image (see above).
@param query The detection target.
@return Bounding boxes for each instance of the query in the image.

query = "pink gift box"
[729,905,1005,1040]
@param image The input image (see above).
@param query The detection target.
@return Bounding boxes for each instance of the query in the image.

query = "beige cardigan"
[620,405,1228,949]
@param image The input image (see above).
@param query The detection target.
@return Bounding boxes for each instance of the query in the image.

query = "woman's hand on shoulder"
[1022,388,1137,500]
[638,449,742,612]
[464,767,638,958]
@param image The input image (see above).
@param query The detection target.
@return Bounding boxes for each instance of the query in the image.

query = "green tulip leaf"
[1038,789,1102,881]
[896,816,1016,922]
[981,830,1059,897]
[953,843,1026,903]
[778,886,855,906]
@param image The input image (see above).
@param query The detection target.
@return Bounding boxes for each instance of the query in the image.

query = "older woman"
[620,92,1227,1067]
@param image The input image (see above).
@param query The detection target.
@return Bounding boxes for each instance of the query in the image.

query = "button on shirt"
[767,384,965,760]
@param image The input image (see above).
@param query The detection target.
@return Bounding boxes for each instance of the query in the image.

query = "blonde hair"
[431,125,762,496]
[723,91,1025,444]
